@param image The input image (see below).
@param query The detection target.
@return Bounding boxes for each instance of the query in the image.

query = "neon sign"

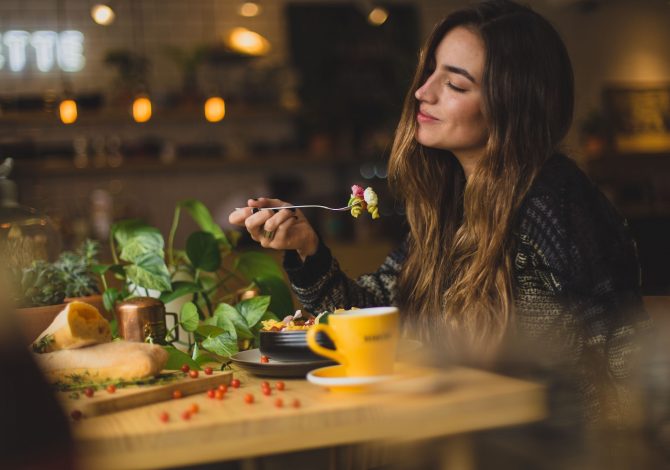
[0,30,85,73]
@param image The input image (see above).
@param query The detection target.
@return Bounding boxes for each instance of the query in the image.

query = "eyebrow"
[442,65,476,84]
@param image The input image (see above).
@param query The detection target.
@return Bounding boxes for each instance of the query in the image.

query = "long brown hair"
[389,0,574,356]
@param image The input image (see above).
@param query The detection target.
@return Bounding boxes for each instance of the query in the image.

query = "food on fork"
[348,185,380,219]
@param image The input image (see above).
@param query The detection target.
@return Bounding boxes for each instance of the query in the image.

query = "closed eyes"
[446,81,466,93]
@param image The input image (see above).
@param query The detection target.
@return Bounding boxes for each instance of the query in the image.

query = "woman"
[229,0,648,423]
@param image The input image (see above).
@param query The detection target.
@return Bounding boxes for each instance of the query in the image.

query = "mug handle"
[166,312,180,342]
[306,324,347,365]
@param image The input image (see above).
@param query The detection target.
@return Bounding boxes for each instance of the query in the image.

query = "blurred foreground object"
[0,281,75,469]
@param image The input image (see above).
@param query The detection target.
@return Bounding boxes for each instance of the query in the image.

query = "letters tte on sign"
[0,30,85,73]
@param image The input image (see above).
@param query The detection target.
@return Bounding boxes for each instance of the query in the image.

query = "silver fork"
[236,202,361,212]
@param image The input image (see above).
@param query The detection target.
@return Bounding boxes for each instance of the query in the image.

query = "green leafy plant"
[97,199,294,369]
[19,240,101,307]
[54,239,101,298]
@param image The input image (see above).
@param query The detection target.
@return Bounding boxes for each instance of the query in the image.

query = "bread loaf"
[31,301,111,353]
[34,340,169,383]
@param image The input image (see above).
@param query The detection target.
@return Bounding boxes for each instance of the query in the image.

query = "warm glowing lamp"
[226,28,270,56]
[204,96,226,122]
[59,99,78,124]
[91,4,115,26]
[368,7,389,26]
[132,96,152,123]
[238,2,261,17]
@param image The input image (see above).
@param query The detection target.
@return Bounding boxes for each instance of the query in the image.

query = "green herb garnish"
[32,334,54,353]
[54,372,183,393]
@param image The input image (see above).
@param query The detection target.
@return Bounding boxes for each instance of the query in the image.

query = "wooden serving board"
[60,370,232,417]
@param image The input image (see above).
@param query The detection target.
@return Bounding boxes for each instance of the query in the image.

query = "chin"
[416,138,444,151]
[414,133,433,148]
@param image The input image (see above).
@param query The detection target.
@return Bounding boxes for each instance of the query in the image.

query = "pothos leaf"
[160,281,200,305]
[235,252,284,280]
[180,302,200,332]
[112,220,161,249]
[201,332,239,358]
[213,303,252,340]
[124,252,171,292]
[196,324,226,338]
[186,231,221,272]
[177,199,230,248]
[236,296,271,329]
[119,232,165,263]
[254,275,294,318]
[163,345,200,371]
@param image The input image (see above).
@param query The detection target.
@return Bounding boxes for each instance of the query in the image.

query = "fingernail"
[252,208,259,214]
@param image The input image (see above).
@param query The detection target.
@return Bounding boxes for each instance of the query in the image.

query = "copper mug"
[115,297,179,344]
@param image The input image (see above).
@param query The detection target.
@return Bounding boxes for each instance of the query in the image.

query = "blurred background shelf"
[0,0,668,293]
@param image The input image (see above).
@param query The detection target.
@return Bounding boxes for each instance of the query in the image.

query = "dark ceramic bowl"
[259,330,336,362]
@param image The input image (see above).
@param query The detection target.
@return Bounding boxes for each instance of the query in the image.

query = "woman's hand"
[228,197,319,261]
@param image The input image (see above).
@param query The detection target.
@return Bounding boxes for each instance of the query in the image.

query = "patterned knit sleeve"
[282,238,407,314]
[516,182,650,424]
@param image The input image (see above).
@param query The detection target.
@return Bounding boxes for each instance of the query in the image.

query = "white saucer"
[307,365,395,392]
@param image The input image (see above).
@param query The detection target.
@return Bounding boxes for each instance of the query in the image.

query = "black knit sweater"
[283,154,649,423]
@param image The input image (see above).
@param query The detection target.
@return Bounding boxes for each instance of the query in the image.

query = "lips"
[417,109,438,123]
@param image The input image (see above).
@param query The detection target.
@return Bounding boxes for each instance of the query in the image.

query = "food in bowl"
[261,310,316,332]
[259,309,341,362]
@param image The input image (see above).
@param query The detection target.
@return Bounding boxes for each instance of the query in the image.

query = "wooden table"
[72,365,545,470]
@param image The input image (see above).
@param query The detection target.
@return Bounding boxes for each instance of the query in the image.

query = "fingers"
[229,197,305,249]
[228,207,252,225]
[261,207,298,232]
[245,210,273,242]
[259,214,300,249]
[228,197,289,226]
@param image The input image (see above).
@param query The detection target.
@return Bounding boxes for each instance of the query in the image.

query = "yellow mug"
[306,306,400,376]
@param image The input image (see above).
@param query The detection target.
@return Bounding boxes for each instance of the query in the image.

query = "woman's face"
[415,26,488,164]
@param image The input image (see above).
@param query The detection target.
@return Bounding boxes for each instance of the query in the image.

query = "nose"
[415,75,436,103]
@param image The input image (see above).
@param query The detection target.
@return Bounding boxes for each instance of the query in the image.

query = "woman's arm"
[228,197,407,314]
[283,238,407,314]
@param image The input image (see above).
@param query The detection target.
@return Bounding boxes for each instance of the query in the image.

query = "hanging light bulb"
[59,98,78,124]
[238,2,262,17]
[367,7,389,26]
[225,28,271,56]
[204,96,226,122]
[132,95,152,123]
[91,4,116,26]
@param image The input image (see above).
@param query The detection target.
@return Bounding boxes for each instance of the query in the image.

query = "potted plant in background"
[96,199,293,370]
[16,240,103,342]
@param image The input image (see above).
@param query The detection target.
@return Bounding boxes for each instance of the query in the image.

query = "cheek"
[457,101,487,137]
